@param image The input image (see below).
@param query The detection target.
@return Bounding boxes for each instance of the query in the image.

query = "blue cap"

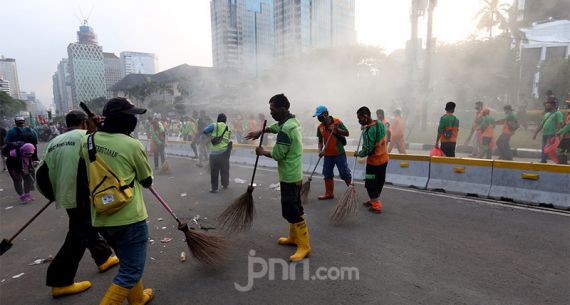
[313,105,328,117]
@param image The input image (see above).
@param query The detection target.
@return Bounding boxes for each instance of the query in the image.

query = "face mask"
[359,118,368,126]
[317,115,325,123]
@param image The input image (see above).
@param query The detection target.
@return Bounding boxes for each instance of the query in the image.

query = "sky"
[0,0,506,108]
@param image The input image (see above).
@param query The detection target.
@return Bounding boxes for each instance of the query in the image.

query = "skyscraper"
[0,56,22,99]
[120,51,158,76]
[274,0,311,59]
[311,0,355,49]
[104,52,123,97]
[211,0,275,74]
[0,78,10,96]
[67,22,106,105]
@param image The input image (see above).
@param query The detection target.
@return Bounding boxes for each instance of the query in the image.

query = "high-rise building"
[0,77,10,95]
[67,22,107,105]
[0,56,22,99]
[274,0,311,58]
[104,52,123,97]
[211,0,275,74]
[54,59,73,114]
[52,73,62,113]
[311,0,355,49]
[120,51,158,76]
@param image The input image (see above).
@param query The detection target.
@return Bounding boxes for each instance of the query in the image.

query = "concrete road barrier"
[386,154,430,189]
[427,157,493,197]
[489,161,570,209]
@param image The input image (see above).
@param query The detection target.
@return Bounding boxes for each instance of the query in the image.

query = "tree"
[125,77,158,107]
[475,0,510,39]
[156,82,174,103]
[0,91,27,117]
[539,58,570,101]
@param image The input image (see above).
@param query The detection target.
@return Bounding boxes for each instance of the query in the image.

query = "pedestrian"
[465,101,484,157]
[435,102,460,157]
[189,111,200,158]
[80,97,154,304]
[35,110,119,298]
[232,114,244,144]
[196,110,212,167]
[376,109,391,144]
[203,113,232,193]
[388,109,407,154]
[4,117,39,202]
[556,111,570,164]
[533,97,564,163]
[495,105,518,160]
[313,105,351,200]
[246,94,310,262]
[0,124,7,171]
[148,116,166,170]
[478,108,496,159]
[355,106,389,214]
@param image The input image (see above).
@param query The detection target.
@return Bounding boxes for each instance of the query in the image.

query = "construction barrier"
[490,161,570,209]
[386,154,430,189]
[427,157,493,198]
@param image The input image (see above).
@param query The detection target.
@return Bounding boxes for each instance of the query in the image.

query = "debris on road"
[161,227,167,230]
[157,218,164,222]
[5,206,13,210]
[234,178,247,184]
[180,251,187,262]
[28,256,53,266]
[12,273,24,279]
[161,237,173,243]
[180,193,187,197]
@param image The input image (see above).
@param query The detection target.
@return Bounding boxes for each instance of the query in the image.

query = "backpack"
[15,127,37,144]
[1,141,24,158]
[86,133,134,215]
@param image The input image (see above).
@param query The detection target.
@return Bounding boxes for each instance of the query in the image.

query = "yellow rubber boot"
[99,283,130,305]
[289,219,311,262]
[277,224,296,246]
[98,255,120,273]
[52,281,92,298]
[127,281,154,305]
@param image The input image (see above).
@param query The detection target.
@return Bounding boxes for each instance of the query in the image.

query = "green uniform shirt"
[80,132,153,227]
[437,114,459,143]
[358,121,386,157]
[268,116,303,183]
[206,122,232,153]
[541,111,564,136]
[41,129,86,209]
[559,121,570,137]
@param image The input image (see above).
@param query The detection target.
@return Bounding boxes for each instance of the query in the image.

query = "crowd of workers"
[0,91,569,304]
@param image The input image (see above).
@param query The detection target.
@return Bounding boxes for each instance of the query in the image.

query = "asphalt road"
[0,152,568,305]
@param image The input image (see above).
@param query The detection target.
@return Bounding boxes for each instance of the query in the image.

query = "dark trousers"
[440,142,456,157]
[190,139,198,157]
[46,200,112,287]
[365,163,387,200]
[153,143,165,168]
[541,135,555,163]
[496,133,513,160]
[209,152,230,190]
[7,157,34,196]
[280,181,304,224]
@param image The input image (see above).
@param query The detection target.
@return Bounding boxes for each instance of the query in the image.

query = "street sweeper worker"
[79,97,154,305]
[313,105,351,200]
[355,106,389,214]
[246,93,311,262]
[435,102,460,157]
[478,108,496,159]
[35,110,119,298]
[203,113,232,193]
[388,109,407,154]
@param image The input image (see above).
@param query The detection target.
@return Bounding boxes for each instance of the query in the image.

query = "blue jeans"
[99,220,148,288]
[322,154,352,181]
[541,135,554,163]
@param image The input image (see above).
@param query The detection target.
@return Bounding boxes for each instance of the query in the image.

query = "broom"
[218,120,267,233]
[0,201,54,256]
[330,130,363,224]
[149,186,227,265]
[300,126,336,204]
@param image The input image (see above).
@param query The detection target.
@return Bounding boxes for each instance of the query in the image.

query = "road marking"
[168,155,569,217]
